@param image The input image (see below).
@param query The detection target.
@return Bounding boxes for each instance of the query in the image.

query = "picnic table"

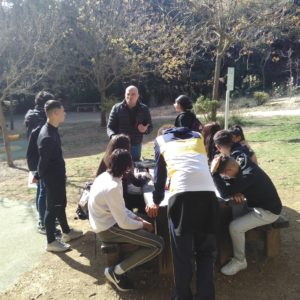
[143,186,233,274]
[143,176,289,274]
[100,164,289,275]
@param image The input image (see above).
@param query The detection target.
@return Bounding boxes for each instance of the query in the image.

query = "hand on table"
[233,193,245,204]
[137,123,150,134]
[142,220,154,232]
[146,203,159,218]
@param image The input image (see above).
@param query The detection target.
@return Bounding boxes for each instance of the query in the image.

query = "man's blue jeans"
[169,219,216,300]
[131,143,142,162]
[36,179,46,226]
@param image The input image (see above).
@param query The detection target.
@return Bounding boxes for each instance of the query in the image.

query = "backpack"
[76,182,92,220]
[191,117,203,133]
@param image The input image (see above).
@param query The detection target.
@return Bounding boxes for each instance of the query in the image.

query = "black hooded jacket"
[213,153,282,215]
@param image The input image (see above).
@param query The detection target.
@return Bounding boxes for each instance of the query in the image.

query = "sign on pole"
[227,67,235,91]
[225,67,235,129]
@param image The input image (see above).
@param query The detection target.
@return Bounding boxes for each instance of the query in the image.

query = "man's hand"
[146,203,159,218]
[142,220,154,232]
[210,155,222,174]
[233,193,245,204]
[137,123,150,134]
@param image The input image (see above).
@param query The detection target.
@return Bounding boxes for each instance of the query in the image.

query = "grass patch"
[243,117,300,201]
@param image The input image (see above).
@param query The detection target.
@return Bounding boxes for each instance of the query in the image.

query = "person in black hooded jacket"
[25,91,54,234]
[24,91,54,139]
[174,95,203,132]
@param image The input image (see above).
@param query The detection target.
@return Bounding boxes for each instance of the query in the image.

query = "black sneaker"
[104,267,134,292]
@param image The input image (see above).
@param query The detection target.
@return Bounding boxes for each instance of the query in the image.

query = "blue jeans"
[169,219,216,300]
[36,179,46,226]
[131,143,142,162]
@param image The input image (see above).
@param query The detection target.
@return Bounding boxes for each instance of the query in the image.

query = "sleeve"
[227,172,256,195]
[37,137,55,178]
[152,140,167,204]
[26,129,39,171]
[212,173,231,199]
[143,106,153,135]
[213,171,255,198]
[24,110,32,127]
[106,105,119,139]
[126,208,138,219]
[176,113,185,127]
[106,187,143,230]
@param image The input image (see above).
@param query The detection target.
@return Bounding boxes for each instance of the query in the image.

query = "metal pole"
[224,90,230,130]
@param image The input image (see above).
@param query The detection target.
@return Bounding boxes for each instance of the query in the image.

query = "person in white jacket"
[88,149,164,292]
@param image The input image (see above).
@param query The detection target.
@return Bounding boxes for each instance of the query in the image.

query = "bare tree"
[185,0,293,119]
[67,0,191,126]
[0,0,65,166]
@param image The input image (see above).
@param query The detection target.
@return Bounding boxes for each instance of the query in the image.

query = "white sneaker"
[221,258,247,276]
[61,228,83,243]
[46,240,70,252]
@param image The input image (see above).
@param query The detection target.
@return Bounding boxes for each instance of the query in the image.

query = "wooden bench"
[97,239,138,267]
[218,214,289,266]
[73,102,99,112]
[246,215,289,257]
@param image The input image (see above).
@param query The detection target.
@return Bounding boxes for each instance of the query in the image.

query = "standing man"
[107,85,153,161]
[25,91,54,234]
[37,100,83,252]
[147,126,218,300]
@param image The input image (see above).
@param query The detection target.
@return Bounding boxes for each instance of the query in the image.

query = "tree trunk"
[100,91,107,127]
[211,53,223,121]
[0,102,14,167]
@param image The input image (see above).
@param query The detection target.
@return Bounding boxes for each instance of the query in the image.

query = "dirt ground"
[1,97,300,300]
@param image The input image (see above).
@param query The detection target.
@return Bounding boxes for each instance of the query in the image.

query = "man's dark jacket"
[107,100,153,145]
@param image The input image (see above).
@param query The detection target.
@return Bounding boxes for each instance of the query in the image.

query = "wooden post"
[265,228,280,257]
[0,102,14,167]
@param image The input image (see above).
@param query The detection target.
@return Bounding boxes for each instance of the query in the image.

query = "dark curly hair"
[107,149,132,178]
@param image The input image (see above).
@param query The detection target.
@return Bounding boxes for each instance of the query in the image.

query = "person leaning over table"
[96,134,150,214]
[106,85,153,161]
[211,154,282,276]
[146,125,218,300]
[88,149,164,292]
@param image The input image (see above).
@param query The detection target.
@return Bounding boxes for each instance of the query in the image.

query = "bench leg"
[104,250,120,267]
[265,228,280,257]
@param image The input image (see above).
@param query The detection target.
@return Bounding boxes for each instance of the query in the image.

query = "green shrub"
[194,96,219,122]
[216,115,247,128]
[253,91,269,106]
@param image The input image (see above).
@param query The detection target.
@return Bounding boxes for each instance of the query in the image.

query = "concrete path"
[0,197,44,294]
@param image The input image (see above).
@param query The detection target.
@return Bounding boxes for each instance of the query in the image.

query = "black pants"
[44,176,70,243]
[124,193,146,214]
[169,219,216,300]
